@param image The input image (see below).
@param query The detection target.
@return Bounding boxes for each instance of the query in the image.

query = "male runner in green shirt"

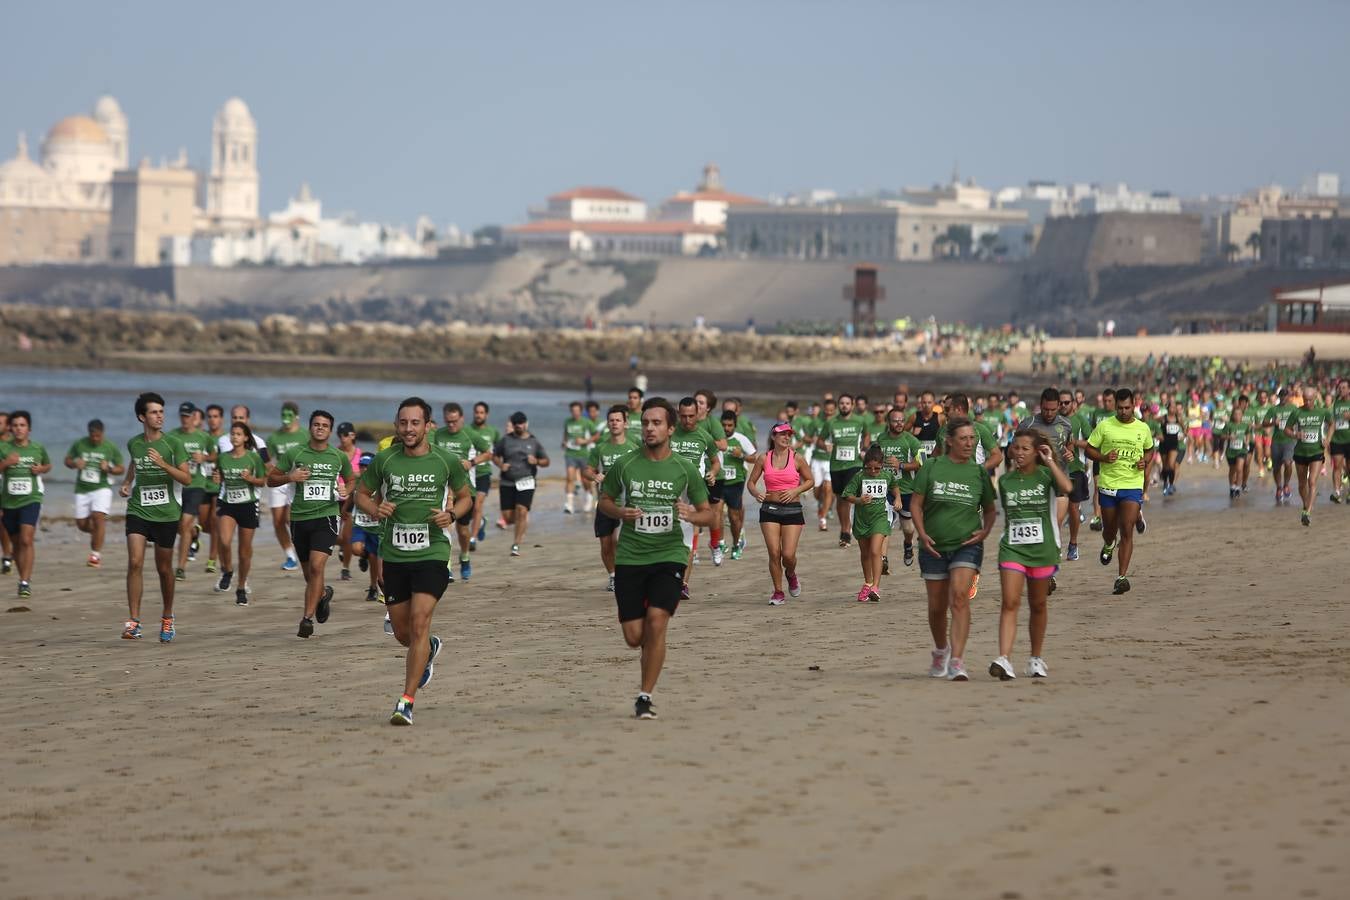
[64,417,125,569]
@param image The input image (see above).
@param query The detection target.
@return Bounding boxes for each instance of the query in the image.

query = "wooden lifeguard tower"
[842,264,886,338]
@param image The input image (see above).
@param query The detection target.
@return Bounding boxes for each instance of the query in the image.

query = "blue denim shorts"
[1098,488,1144,509]
[918,542,983,581]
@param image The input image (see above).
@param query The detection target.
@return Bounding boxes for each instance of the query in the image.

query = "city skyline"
[4,0,1348,229]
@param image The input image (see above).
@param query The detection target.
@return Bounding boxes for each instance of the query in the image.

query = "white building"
[1076,183,1181,214]
[657,163,762,226]
[204,97,259,229]
[1302,172,1341,198]
[531,187,647,223]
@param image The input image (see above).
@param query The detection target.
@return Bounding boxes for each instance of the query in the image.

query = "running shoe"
[366,586,382,603]
[496,517,508,530]
[881,555,890,576]
[838,532,852,548]
[419,635,442,689]
[1332,492,1343,505]
[712,547,724,567]
[359,555,369,573]
[903,542,914,567]
[1026,656,1049,678]
[736,535,747,554]
[235,588,248,607]
[1135,514,1147,534]
[989,656,1016,681]
[768,590,786,606]
[787,572,801,597]
[340,568,352,582]
[866,588,880,603]
[213,570,233,593]
[1301,509,1311,527]
[730,546,743,561]
[1049,576,1058,596]
[174,567,186,582]
[468,537,477,552]
[1100,542,1116,566]
[460,559,471,581]
[205,559,217,574]
[680,583,690,600]
[510,544,521,557]
[1089,516,1103,532]
[947,658,969,682]
[297,616,315,639]
[856,585,870,603]
[634,694,657,720]
[87,553,101,568]
[159,615,175,643]
[818,517,828,531]
[1112,576,1131,595]
[390,697,414,726]
[316,585,333,624]
[1066,543,1079,562]
[1,557,11,575]
[606,573,615,593]
[18,581,32,599]
[478,523,487,542]
[281,558,299,572]
[122,619,142,640]
[446,566,456,584]
[929,646,951,678]
[563,497,574,515]
[383,613,394,635]
[969,572,980,600]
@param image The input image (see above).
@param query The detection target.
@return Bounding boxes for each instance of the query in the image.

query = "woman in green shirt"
[991,431,1071,681]
[212,423,267,606]
[911,417,997,682]
[840,445,899,603]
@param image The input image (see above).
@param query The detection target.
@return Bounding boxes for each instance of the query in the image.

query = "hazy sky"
[4,0,1347,229]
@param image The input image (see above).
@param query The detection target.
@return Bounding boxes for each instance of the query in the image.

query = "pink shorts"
[1188,427,1205,440]
[999,561,1058,580]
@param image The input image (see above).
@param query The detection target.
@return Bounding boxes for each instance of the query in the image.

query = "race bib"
[225,487,250,504]
[861,479,888,498]
[634,508,675,534]
[200,462,215,478]
[79,466,103,484]
[353,510,379,529]
[6,477,32,496]
[835,445,856,462]
[1008,519,1043,545]
[1098,487,1117,497]
[1301,430,1321,443]
[1165,424,1180,435]
[139,485,170,506]
[920,440,937,456]
[302,480,332,502]
[391,523,430,551]
[513,476,536,492]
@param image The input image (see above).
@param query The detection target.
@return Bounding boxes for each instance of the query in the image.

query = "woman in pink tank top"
[746,422,815,605]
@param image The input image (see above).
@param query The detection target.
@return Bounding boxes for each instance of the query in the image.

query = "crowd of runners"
[0,355,1346,723]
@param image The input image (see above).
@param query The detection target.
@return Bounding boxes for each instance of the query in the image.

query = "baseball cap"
[509,411,528,425]
[771,422,793,435]
[337,421,356,436]
[178,402,195,416]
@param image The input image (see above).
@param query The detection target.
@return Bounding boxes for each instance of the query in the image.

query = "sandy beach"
[2,463,1347,899]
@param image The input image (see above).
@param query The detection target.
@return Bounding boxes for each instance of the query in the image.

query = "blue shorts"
[1098,488,1144,509]
[2,503,41,536]
[918,542,984,581]
[352,527,380,556]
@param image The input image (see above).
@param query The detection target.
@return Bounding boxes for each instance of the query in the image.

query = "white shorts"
[265,482,294,509]
[810,459,830,487]
[74,488,113,518]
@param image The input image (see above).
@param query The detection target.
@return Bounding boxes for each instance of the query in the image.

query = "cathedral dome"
[46,115,109,145]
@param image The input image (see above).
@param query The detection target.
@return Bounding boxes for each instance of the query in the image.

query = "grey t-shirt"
[1026,414,1074,463]
[494,433,547,485]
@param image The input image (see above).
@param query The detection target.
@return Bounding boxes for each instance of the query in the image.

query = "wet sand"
[2,463,1347,899]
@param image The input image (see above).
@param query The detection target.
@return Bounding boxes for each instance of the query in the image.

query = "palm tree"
[932,234,952,259]
[1223,242,1240,263]
[978,232,998,260]
[1245,231,1261,261]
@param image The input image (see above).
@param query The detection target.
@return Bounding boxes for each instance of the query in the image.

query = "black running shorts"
[126,514,177,547]
[593,510,620,538]
[382,559,450,605]
[291,515,338,559]
[614,562,684,622]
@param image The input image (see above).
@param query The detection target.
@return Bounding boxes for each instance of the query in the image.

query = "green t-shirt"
[841,469,899,537]
[790,414,815,448]
[998,466,1062,568]
[624,416,643,445]
[601,450,709,567]
[872,430,924,494]
[670,425,717,477]
[217,449,265,506]
[1,440,50,509]
[1218,419,1253,457]
[588,436,637,476]
[1249,404,1271,432]
[716,432,756,485]
[912,456,996,552]
[1332,399,1350,443]
[359,445,469,563]
[865,419,888,442]
[825,415,866,471]
[466,423,501,476]
[126,432,188,523]
[563,417,596,455]
[175,427,216,491]
[432,426,491,492]
[1087,416,1155,491]
[66,436,123,494]
[266,427,307,472]
[1068,411,1093,474]
[1287,408,1330,455]
[202,430,227,494]
[279,444,354,521]
[1266,403,1300,446]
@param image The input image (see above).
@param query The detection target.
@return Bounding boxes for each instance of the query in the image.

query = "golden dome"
[46,115,109,144]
